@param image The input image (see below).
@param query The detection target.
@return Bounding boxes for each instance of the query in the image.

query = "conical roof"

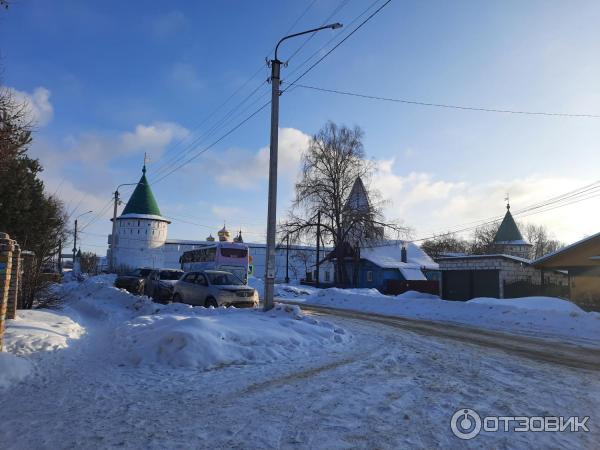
[121,165,162,216]
[494,204,526,243]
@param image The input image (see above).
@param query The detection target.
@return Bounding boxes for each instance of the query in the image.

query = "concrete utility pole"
[263,22,342,311]
[285,234,290,284]
[316,210,321,287]
[110,189,119,273]
[73,211,92,268]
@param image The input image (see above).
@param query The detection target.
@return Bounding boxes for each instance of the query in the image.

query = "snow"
[468,296,584,313]
[360,240,439,270]
[3,309,84,356]
[0,276,598,448]
[115,304,349,369]
[0,353,32,389]
[278,287,600,347]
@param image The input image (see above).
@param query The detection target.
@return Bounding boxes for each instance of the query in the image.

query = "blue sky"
[2,0,600,252]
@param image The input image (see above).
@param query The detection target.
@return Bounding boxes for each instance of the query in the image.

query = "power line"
[292,84,600,118]
[152,80,269,180]
[150,1,323,179]
[152,101,271,184]
[282,0,393,93]
[411,181,600,242]
[285,0,350,64]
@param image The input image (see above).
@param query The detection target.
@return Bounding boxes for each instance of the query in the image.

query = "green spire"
[121,165,162,216]
[494,203,525,243]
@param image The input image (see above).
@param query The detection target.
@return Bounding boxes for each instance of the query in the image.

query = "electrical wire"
[292,83,600,118]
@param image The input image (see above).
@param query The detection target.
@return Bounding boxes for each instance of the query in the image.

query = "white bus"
[179,242,251,284]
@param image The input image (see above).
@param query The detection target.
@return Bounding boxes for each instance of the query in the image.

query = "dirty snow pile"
[1,275,350,388]
[278,287,600,346]
[115,303,349,369]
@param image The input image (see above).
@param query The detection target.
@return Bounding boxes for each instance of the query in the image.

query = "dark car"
[114,268,153,295]
[143,269,184,303]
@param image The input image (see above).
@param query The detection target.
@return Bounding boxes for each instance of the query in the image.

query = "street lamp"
[263,22,343,311]
[110,182,141,273]
[73,210,93,265]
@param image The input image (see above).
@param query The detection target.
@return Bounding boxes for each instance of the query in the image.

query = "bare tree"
[522,223,563,259]
[470,222,500,254]
[282,121,408,286]
[0,87,33,170]
[420,233,470,258]
[79,252,99,274]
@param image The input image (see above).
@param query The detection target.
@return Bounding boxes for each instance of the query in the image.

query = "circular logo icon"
[451,408,482,440]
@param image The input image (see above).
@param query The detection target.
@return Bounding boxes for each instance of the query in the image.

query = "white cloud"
[215,128,310,189]
[7,86,54,126]
[372,159,598,243]
[120,122,189,154]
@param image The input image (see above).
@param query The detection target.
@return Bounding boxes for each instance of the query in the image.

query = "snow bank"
[248,276,317,299]
[468,296,584,313]
[114,304,349,369]
[281,288,600,346]
[4,310,84,356]
[0,353,32,389]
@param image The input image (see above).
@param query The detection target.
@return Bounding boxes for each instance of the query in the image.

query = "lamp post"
[263,22,343,311]
[73,210,93,267]
[110,182,140,273]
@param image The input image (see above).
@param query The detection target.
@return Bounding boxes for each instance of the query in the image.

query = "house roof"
[121,165,163,217]
[533,230,600,268]
[359,240,439,270]
[437,253,531,264]
[494,204,529,244]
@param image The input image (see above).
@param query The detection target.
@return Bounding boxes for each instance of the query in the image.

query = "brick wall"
[0,232,15,351]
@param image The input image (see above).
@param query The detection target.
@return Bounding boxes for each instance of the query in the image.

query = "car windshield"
[130,268,152,277]
[206,272,244,286]
[160,271,182,281]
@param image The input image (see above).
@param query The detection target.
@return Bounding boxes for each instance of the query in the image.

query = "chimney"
[401,244,408,263]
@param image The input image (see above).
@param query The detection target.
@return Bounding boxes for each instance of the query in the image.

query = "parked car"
[143,269,184,303]
[173,270,258,308]
[114,268,153,294]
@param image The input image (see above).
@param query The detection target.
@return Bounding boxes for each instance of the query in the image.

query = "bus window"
[220,247,248,258]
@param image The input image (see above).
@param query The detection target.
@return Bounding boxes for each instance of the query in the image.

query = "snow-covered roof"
[360,240,439,270]
[117,213,170,223]
[436,253,531,264]
[398,267,427,281]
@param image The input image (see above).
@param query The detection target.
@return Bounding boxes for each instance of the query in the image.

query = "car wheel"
[173,293,182,303]
[205,297,218,308]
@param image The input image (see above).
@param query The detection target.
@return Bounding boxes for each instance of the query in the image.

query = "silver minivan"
[173,270,259,308]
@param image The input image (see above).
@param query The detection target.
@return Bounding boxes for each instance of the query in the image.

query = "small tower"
[111,163,170,270]
[233,229,244,243]
[218,223,231,242]
[206,234,215,242]
[492,199,532,260]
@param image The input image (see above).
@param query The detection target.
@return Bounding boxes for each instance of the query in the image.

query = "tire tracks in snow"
[276,299,600,371]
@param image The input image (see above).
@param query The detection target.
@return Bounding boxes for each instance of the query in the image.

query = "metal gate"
[442,270,500,301]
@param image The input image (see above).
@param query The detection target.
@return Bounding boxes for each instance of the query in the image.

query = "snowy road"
[1,307,598,449]
[277,300,600,371]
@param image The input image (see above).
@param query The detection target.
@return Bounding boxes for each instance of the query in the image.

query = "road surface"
[1,306,598,449]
